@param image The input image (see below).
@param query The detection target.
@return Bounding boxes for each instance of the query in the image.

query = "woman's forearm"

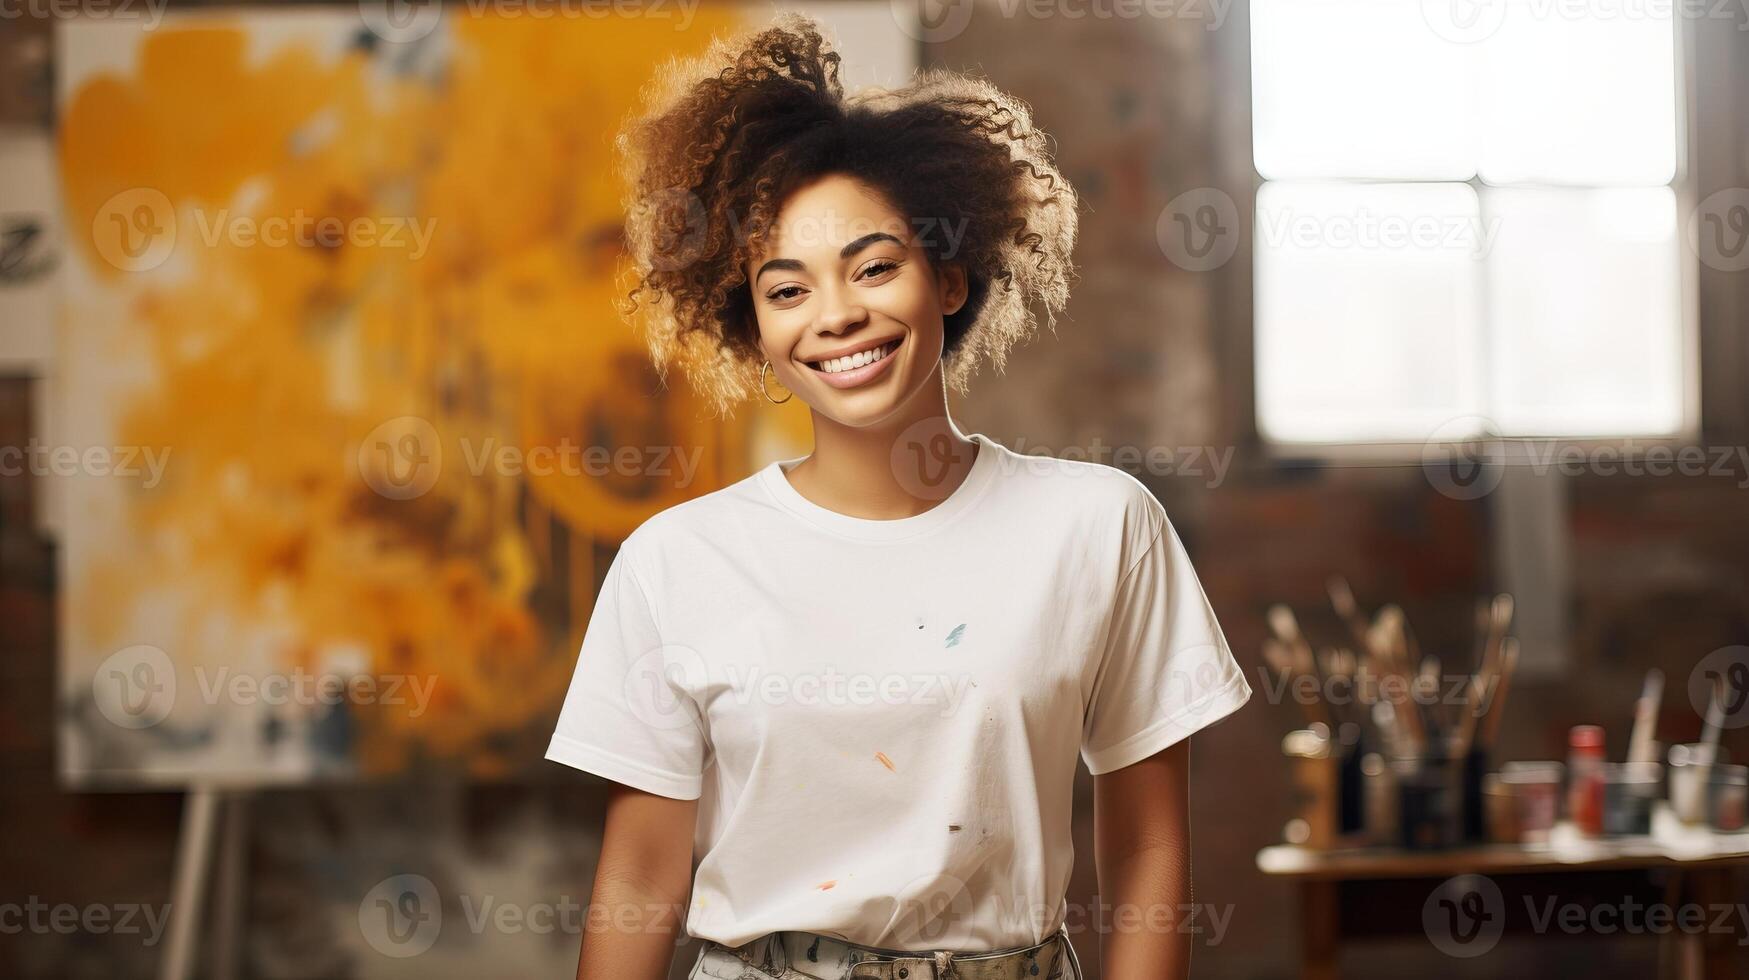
[1093,738,1195,980]
[575,863,688,980]
[576,787,698,980]
[1096,841,1194,980]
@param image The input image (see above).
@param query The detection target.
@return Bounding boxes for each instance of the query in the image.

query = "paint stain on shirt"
[945,623,966,647]
[816,880,837,891]
[874,751,896,772]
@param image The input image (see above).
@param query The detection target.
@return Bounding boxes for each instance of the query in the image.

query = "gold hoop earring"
[759,360,792,405]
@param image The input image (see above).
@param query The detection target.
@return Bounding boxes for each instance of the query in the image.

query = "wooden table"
[1257,809,1749,979]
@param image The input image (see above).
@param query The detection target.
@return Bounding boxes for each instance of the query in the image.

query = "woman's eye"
[767,286,803,302]
[861,260,898,279]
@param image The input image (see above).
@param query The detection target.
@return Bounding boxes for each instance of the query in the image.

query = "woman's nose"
[814,284,868,334]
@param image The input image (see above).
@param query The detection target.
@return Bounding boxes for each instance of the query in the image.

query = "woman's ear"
[939,262,969,317]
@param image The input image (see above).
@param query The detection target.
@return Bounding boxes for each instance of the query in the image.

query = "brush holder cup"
[1393,748,1462,851]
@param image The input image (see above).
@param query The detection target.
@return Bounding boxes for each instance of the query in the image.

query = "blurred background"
[3,0,1749,977]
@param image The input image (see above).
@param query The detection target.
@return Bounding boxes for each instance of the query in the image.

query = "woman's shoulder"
[985,437,1166,522]
[981,437,1168,558]
[613,467,772,562]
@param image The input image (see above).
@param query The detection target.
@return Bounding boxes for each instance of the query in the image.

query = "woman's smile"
[804,337,903,389]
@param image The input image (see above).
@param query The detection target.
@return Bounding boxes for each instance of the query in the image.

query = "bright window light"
[1250,0,1689,446]
[1479,3,1678,186]
[1254,182,1483,443]
[1251,0,1476,180]
[1483,187,1684,436]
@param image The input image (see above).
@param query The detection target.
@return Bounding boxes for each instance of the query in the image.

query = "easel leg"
[160,786,220,980]
[209,791,251,980]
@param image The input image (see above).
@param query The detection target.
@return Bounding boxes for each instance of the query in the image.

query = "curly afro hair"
[614,12,1079,415]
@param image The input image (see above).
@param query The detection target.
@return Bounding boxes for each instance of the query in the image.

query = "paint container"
[1461,743,1489,843]
[1499,761,1564,845]
[1668,743,1728,826]
[1710,765,1747,832]
[1599,761,1661,837]
[1394,741,1461,851]
[1337,723,1368,839]
[1483,773,1518,844]
[1284,725,1336,849]
[1566,725,1607,836]
[1362,751,1397,846]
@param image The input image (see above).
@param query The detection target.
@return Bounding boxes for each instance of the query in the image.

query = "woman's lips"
[806,338,901,390]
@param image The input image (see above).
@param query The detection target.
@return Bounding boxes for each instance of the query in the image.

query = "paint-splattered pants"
[687,923,1083,980]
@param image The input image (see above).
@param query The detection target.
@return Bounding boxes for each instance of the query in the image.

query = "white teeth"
[818,341,894,374]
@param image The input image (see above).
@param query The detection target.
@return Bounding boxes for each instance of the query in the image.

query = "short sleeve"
[1081,506,1253,775]
[545,546,708,799]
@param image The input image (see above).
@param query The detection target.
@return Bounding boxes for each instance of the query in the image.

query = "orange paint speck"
[875,751,896,772]
[817,880,837,891]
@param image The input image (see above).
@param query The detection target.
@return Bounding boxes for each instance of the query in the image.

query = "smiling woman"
[748,177,965,422]
[614,12,1078,417]
[551,13,1253,980]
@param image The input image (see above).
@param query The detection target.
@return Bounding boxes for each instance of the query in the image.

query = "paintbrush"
[1269,604,1330,729]
[1481,593,1514,678]
[1264,637,1323,728]
[1326,576,1374,657]
[1370,606,1424,757]
[1480,636,1520,749]
[1626,668,1664,765]
[1694,674,1727,790]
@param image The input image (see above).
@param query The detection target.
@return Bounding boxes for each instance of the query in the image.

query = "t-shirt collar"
[757,431,1001,541]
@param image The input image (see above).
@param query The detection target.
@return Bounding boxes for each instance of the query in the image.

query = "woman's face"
[748,174,966,429]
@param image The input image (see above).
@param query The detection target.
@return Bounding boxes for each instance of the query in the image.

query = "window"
[1250,0,1692,446]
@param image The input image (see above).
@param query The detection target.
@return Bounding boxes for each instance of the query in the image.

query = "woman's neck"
[785,380,979,521]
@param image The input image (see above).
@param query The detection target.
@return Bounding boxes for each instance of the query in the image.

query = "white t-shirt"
[545,432,1252,952]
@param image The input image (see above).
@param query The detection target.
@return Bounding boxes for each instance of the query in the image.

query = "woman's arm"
[575,784,699,980]
[1092,737,1193,980]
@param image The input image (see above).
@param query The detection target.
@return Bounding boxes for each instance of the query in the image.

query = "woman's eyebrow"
[755,231,904,281]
